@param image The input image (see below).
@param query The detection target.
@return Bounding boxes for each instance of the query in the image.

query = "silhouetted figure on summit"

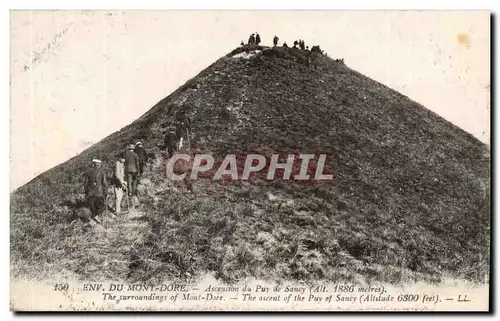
[311,45,323,54]
[240,41,244,46]
[293,40,298,49]
[255,33,261,45]
[299,40,305,50]
[273,35,279,46]
[248,33,255,45]
[283,42,288,48]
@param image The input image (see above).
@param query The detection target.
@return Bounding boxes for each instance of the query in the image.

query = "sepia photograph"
[9,9,491,311]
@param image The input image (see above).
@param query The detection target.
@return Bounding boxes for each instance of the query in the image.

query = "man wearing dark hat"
[123,143,140,199]
[134,141,149,177]
[84,158,108,222]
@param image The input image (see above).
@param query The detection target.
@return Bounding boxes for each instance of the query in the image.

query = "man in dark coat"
[299,39,305,50]
[175,110,191,151]
[134,141,149,177]
[248,33,255,45]
[123,144,140,197]
[273,35,279,46]
[84,158,108,222]
[255,32,261,45]
[175,110,192,130]
[164,129,178,158]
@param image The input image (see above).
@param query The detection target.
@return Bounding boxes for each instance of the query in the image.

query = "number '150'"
[54,283,69,291]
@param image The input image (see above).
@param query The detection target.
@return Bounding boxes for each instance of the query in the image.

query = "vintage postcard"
[10,10,490,311]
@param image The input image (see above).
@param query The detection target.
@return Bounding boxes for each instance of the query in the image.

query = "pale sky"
[10,11,490,191]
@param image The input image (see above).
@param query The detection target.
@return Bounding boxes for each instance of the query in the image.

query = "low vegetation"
[11,45,490,285]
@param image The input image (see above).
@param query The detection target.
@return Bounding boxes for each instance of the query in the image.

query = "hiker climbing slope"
[175,110,192,151]
[164,128,178,158]
[134,141,149,177]
[112,154,127,215]
[83,158,108,223]
[123,144,140,202]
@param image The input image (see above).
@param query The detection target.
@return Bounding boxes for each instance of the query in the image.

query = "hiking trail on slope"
[77,202,152,282]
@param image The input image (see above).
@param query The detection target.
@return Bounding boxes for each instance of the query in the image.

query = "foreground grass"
[123,177,488,285]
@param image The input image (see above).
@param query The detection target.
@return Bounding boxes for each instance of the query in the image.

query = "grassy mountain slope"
[11,45,490,285]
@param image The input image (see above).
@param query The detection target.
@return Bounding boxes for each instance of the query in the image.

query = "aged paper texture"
[10,10,490,311]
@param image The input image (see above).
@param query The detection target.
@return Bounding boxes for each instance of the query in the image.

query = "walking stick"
[125,190,130,213]
[186,131,191,151]
[105,192,112,216]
